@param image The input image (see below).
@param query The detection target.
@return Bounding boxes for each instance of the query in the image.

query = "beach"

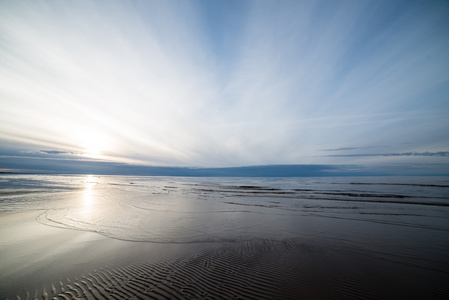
[1,175,448,299]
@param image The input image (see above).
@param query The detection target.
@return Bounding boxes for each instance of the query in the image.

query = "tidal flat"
[1,175,448,299]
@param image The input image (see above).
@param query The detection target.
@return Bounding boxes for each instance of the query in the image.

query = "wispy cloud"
[1,0,448,169]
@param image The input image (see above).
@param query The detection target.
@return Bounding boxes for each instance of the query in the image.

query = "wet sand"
[1,211,448,299]
[1,175,449,299]
[0,211,204,299]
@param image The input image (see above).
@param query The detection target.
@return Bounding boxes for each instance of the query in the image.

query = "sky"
[1,0,449,175]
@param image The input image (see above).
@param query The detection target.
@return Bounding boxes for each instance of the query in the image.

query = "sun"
[85,143,103,158]
[75,129,111,159]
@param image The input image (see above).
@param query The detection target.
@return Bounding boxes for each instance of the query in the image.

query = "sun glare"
[75,130,111,159]
[85,144,103,159]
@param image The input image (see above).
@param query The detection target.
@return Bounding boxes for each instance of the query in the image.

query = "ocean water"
[1,174,449,298]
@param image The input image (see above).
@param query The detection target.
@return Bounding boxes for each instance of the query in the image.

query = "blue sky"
[1,0,448,174]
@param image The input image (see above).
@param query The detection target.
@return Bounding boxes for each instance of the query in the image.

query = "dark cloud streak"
[325,151,449,157]
[39,150,76,155]
[323,146,390,152]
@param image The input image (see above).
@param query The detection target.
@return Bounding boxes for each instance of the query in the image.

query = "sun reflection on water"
[81,175,96,217]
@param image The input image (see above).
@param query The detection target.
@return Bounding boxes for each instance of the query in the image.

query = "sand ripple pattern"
[11,241,300,300]
[10,240,449,300]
